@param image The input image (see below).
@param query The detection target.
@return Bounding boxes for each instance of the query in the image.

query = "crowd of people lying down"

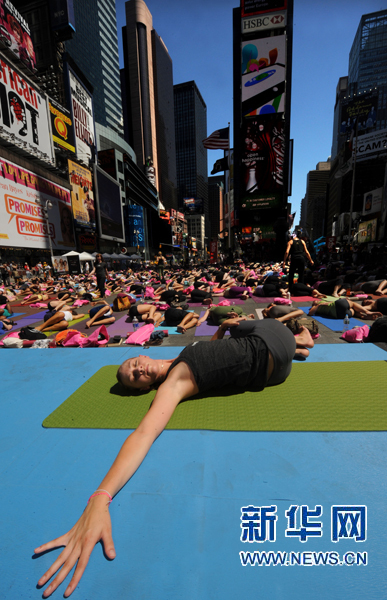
[1,255,387,340]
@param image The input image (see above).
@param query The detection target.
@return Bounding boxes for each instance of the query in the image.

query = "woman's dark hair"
[60,206,72,234]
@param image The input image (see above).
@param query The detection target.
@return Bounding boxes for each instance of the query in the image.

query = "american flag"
[202,127,229,150]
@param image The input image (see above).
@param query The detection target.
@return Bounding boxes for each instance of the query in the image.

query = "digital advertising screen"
[94,165,125,242]
[125,205,145,248]
[183,197,203,214]
[241,0,287,17]
[241,35,286,116]
[240,116,285,209]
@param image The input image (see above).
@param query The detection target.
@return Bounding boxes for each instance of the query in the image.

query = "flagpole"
[348,119,358,244]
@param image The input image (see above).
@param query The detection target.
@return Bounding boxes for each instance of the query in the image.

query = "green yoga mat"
[43,314,89,336]
[42,361,387,431]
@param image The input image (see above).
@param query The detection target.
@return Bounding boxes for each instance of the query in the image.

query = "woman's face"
[63,210,71,228]
[118,356,162,390]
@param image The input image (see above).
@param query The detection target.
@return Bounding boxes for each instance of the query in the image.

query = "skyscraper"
[328,9,387,238]
[122,0,177,209]
[174,81,208,231]
[65,0,124,136]
[348,9,387,129]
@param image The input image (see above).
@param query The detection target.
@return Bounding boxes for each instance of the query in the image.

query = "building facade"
[174,80,209,240]
[348,10,387,128]
[328,10,387,243]
[65,0,124,136]
[122,0,177,210]
[305,161,331,241]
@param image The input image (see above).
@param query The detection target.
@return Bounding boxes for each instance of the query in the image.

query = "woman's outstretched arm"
[35,363,198,598]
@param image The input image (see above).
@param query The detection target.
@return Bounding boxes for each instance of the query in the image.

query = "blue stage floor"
[1,347,386,600]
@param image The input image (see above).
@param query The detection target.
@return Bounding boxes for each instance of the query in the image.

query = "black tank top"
[290,239,305,259]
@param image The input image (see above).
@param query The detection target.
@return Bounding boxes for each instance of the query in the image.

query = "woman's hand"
[35,496,115,598]
[221,316,247,329]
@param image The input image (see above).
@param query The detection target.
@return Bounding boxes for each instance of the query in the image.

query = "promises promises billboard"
[0,158,75,249]
[241,34,286,116]
[0,55,54,161]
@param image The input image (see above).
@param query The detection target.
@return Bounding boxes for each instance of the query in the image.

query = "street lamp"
[40,199,54,273]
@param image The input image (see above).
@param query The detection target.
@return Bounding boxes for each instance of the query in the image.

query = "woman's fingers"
[34,532,69,556]
[101,526,116,559]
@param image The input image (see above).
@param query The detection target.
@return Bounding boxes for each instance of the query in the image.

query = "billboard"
[240,116,284,209]
[94,165,124,242]
[362,187,383,216]
[242,35,286,116]
[49,98,76,153]
[52,256,69,272]
[0,0,36,72]
[0,157,75,250]
[66,64,95,165]
[183,197,204,214]
[359,218,377,243]
[68,160,95,227]
[340,91,378,134]
[49,0,75,33]
[0,55,54,162]
[98,149,117,179]
[125,205,145,248]
[241,0,287,17]
[242,11,286,34]
[353,128,387,160]
[78,232,96,252]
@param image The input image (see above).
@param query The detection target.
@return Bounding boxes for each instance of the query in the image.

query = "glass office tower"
[348,10,387,129]
[174,81,208,225]
[65,0,124,136]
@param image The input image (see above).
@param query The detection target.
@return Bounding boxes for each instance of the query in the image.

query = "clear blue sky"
[116,0,385,224]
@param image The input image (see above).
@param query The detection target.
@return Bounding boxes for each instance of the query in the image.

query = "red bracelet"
[87,490,112,505]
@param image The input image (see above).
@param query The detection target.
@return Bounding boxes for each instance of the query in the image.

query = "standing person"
[283,228,314,291]
[90,254,109,298]
[0,262,10,286]
[156,251,167,279]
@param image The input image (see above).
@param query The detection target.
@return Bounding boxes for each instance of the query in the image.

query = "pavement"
[1,294,387,600]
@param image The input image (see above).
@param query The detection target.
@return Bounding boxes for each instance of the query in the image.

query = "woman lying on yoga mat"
[128,303,164,327]
[164,306,199,332]
[35,318,308,597]
[308,297,383,320]
[33,302,88,333]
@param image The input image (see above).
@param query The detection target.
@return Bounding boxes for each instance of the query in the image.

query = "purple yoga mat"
[194,312,230,336]
[188,297,247,306]
[250,296,278,304]
[106,314,132,336]
[12,311,48,329]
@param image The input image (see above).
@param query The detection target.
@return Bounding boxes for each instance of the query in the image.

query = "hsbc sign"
[242,11,286,33]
